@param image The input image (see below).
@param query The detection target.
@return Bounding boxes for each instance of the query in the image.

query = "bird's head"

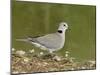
[58,22,68,33]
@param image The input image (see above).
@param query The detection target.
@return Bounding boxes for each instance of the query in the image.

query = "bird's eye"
[63,24,66,26]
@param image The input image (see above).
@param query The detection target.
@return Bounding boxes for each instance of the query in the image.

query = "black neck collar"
[58,30,63,33]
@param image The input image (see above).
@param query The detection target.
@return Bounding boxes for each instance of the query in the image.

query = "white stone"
[40,52,44,55]
[53,56,61,61]
[65,54,68,57]
[88,60,95,64]
[65,51,69,54]
[12,48,15,51]
[12,71,19,74]
[81,66,86,69]
[71,68,74,70]
[16,50,25,56]
[23,57,29,63]
[29,49,35,53]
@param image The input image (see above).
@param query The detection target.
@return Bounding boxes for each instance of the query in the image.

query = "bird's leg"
[48,49,56,57]
[49,50,53,54]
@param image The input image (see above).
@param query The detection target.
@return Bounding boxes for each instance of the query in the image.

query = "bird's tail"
[16,37,34,42]
[16,38,29,42]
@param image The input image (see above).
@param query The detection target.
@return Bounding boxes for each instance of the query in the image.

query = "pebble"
[81,66,86,69]
[12,71,19,74]
[88,60,95,64]
[16,50,25,56]
[40,52,44,55]
[43,62,48,66]
[65,54,69,57]
[29,49,35,53]
[71,68,74,70]
[53,56,61,61]
[23,57,29,63]
[12,48,15,51]
[65,51,69,54]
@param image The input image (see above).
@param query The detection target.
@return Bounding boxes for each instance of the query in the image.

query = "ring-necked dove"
[16,22,68,53]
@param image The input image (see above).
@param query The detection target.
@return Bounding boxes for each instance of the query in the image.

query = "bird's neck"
[57,30,65,46]
[57,30,66,35]
[57,30,66,39]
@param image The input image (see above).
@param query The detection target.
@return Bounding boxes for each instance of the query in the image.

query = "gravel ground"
[11,49,96,74]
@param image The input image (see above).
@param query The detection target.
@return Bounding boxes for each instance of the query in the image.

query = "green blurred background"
[12,0,96,61]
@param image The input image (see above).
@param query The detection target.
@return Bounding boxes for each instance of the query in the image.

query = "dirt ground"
[11,49,96,74]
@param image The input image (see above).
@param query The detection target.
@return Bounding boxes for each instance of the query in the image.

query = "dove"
[16,22,68,53]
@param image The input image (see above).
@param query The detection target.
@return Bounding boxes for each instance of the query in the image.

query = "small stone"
[88,60,95,64]
[12,48,15,51]
[21,71,27,73]
[43,62,48,66]
[29,49,35,53]
[90,64,94,67]
[69,57,75,63]
[23,57,29,63]
[71,68,74,70]
[16,50,25,56]
[37,63,42,66]
[65,51,69,54]
[40,52,44,55]
[44,62,48,65]
[53,56,61,61]
[81,66,86,69]
[77,67,80,69]
[65,54,68,57]
[12,71,19,74]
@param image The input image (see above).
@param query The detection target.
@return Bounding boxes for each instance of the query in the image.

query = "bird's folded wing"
[36,33,62,49]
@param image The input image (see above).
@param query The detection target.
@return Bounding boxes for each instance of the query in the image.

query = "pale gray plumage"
[16,22,68,53]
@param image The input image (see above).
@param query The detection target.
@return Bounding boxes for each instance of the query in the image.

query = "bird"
[16,22,68,53]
